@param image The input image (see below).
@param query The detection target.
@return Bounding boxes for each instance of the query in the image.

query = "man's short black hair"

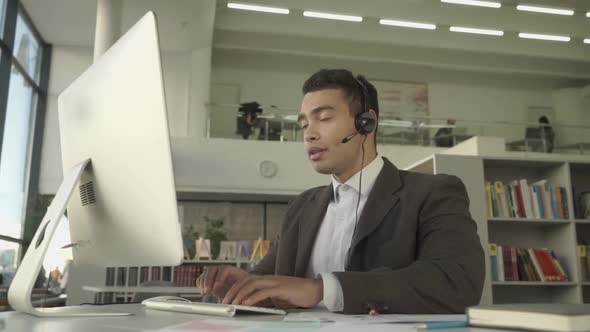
[302,69,379,119]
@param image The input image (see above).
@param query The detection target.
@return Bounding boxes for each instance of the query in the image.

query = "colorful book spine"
[485,181,493,217]
[489,243,498,281]
[497,245,504,282]
[559,187,570,219]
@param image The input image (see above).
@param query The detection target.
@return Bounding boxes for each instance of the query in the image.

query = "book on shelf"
[128,267,138,287]
[490,244,568,282]
[162,266,172,282]
[105,264,193,289]
[139,266,149,284]
[173,264,204,287]
[467,303,590,332]
[485,179,569,219]
[116,267,126,287]
[578,245,590,282]
[105,267,115,286]
[151,266,161,281]
[489,243,498,281]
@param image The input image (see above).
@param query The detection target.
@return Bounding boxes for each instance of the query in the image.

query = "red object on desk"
[368,308,380,315]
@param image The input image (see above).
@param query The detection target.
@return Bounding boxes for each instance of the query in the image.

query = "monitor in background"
[8,11,183,317]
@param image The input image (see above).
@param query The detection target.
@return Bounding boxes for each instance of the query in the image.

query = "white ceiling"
[21,0,97,47]
[19,0,590,82]
[20,0,217,50]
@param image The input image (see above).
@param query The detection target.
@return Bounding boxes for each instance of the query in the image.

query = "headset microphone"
[341,132,358,144]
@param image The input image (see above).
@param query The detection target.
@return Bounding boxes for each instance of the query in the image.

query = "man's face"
[298,89,362,176]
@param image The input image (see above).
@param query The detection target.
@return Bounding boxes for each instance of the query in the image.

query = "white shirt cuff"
[318,272,344,312]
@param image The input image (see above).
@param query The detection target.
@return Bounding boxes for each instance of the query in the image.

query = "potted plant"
[204,217,227,259]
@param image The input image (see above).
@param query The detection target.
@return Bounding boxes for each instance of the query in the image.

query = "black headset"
[343,76,378,268]
[341,77,377,144]
[354,77,377,134]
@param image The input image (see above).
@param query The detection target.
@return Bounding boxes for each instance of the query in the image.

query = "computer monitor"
[8,11,183,317]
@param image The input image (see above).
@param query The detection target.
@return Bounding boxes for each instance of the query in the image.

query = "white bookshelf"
[406,154,590,305]
[488,218,571,225]
[491,281,577,286]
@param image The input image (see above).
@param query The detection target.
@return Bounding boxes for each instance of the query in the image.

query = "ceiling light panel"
[441,0,501,9]
[516,4,574,16]
[380,19,437,30]
[227,2,290,14]
[518,32,571,42]
[303,11,363,22]
[450,26,504,36]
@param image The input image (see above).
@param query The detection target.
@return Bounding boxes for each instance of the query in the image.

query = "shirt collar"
[331,155,384,201]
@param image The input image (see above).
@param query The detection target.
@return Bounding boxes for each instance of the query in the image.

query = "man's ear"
[368,109,378,129]
[369,109,377,120]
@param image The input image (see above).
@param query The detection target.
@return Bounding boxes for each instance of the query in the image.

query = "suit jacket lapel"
[294,184,333,276]
[348,158,402,262]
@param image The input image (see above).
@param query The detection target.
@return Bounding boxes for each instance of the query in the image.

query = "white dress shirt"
[305,155,384,311]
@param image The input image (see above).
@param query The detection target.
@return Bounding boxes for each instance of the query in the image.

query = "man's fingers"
[271,298,295,310]
[222,276,253,304]
[243,287,284,307]
[231,278,276,305]
[212,267,234,293]
[203,267,219,295]
[196,269,208,290]
[195,272,205,290]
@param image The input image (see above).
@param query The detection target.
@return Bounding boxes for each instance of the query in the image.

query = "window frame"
[0,0,6,39]
[0,0,52,262]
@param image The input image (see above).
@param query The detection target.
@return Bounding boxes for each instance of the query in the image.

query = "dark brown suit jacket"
[251,157,485,314]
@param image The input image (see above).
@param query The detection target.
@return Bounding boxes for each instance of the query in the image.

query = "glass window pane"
[0,0,5,39]
[13,11,42,83]
[0,65,37,263]
[0,239,18,295]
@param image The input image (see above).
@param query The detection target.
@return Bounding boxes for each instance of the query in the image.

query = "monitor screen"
[58,11,183,268]
[8,12,184,316]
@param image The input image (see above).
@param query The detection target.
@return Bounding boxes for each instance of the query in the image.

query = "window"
[0,3,50,292]
[0,0,6,39]
[0,65,37,251]
[13,11,42,83]
[0,238,17,288]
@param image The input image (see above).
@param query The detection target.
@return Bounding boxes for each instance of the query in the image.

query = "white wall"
[172,138,444,195]
[40,46,203,193]
[211,70,306,112]
[552,88,589,146]
[429,83,552,140]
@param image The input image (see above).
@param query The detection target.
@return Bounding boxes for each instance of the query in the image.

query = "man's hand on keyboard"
[221,275,323,309]
[196,266,250,300]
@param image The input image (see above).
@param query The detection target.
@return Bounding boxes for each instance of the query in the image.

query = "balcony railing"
[206,103,590,155]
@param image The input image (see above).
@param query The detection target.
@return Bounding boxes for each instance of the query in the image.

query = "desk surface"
[0,304,517,332]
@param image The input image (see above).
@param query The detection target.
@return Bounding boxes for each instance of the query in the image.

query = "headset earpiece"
[355,111,376,134]
[354,77,376,135]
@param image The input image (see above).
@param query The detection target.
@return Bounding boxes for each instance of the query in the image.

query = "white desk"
[0,304,517,332]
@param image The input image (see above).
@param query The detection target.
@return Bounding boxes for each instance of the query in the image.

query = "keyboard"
[141,296,287,317]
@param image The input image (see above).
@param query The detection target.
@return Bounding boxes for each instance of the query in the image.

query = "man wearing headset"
[197,69,485,314]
